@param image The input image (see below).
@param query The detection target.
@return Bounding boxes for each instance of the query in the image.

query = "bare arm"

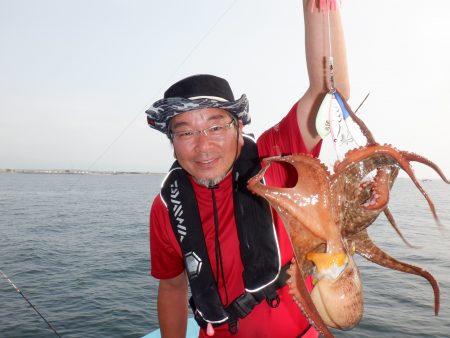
[157,271,189,338]
[298,0,349,152]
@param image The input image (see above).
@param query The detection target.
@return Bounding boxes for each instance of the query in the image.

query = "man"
[146,1,349,337]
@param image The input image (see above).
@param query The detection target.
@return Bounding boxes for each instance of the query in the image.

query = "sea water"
[0,173,449,338]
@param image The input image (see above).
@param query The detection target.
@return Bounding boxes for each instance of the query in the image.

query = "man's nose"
[194,131,213,150]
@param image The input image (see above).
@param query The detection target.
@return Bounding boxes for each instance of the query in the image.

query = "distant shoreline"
[0,169,437,181]
[0,169,165,175]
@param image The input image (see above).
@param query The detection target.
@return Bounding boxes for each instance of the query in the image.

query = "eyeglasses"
[170,119,236,141]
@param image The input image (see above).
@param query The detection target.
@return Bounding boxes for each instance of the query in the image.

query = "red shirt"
[150,102,322,337]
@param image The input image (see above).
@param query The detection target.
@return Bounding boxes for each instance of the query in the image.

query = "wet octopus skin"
[247,96,449,337]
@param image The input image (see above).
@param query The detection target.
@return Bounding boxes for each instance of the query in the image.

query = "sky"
[1,0,449,179]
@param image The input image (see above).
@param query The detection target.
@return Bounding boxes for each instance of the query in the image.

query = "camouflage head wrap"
[145,75,250,136]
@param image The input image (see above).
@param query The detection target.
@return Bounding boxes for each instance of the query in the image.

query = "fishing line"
[0,269,63,338]
[325,3,353,159]
[7,4,239,331]
[323,3,365,161]
[327,8,335,91]
[6,4,239,331]
[354,92,370,114]
[323,3,378,188]
[85,0,239,172]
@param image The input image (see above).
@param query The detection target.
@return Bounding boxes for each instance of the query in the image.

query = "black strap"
[232,137,280,289]
[162,137,280,325]
[163,165,228,323]
[273,262,291,290]
[226,263,290,319]
[190,262,291,333]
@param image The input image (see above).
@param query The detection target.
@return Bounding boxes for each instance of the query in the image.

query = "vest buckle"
[267,293,280,308]
[229,292,259,318]
[228,320,239,335]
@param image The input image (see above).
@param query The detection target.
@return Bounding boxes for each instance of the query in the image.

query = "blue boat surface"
[142,317,199,338]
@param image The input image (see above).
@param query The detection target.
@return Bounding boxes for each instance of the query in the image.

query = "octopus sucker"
[247,113,448,335]
[335,145,446,226]
[360,167,393,211]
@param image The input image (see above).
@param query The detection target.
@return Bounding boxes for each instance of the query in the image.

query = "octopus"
[247,92,449,337]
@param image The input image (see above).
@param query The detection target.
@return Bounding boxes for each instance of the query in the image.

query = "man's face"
[170,108,244,187]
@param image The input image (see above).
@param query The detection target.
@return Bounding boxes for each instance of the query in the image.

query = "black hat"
[146,74,250,135]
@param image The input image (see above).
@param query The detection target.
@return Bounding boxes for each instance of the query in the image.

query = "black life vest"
[160,136,282,330]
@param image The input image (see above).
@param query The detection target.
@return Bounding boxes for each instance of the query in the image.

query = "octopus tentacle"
[383,208,421,249]
[334,145,401,176]
[401,151,450,184]
[334,145,446,226]
[287,261,335,338]
[335,163,398,238]
[360,166,394,211]
[249,155,365,334]
[350,229,440,315]
[249,154,339,243]
[353,167,420,248]
[335,89,376,145]
[248,133,446,335]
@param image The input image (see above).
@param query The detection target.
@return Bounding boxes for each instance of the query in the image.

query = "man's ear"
[171,141,177,160]
[238,120,244,147]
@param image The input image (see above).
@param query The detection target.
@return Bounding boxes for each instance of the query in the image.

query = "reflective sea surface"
[0,173,449,337]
